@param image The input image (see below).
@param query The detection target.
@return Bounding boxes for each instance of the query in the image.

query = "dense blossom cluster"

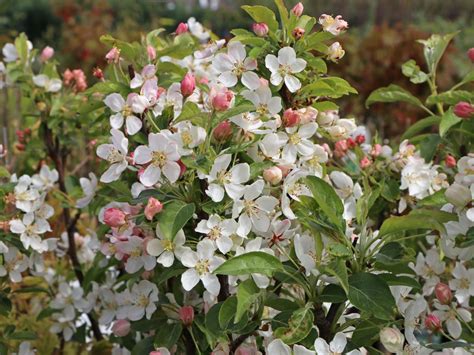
[0,1,473,354]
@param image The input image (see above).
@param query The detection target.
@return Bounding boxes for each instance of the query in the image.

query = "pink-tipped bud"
[360,156,371,169]
[425,314,442,332]
[467,48,474,63]
[435,282,453,305]
[178,159,187,177]
[355,134,366,144]
[291,2,304,17]
[334,139,348,157]
[40,46,54,62]
[104,208,127,228]
[371,144,382,157]
[252,23,269,37]
[93,67,104,80]
[211,88,234,111]
[175,22,189,35]
[112,319,131,337]
[454,101,474,119]
[181,72,196,97]
[144,197,163,221]
[179,306,194,326]
[445,155,456,168]
[213,120,233,141]
[147,45,156,61]
[292,27,305,40]
[282,108,300,127]
[346,137,356,149]
[105,47,121,64]
[263,166,283,185]
[277,165,292,178]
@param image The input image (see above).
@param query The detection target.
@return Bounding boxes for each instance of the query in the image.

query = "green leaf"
[356,185,381,225]
[217,103,254,122]
[305,176,345,232]
[0,293,11,316]
[439,108,462,137]
[14,33,29,64]
[419,134,441,162]
[401,59,428,84]
[418,189,447,207]
[378,209,456,238]
[235,279,261,323]
[320,284,347,303]
[156,201,195,240]
[242,5,279,32]
[457,70,474,87]
[219,296,237,329]
[312,101,338,112]
[378,273,421,290]
[375,242,405,265]
[418,32,458,74]
[426,90,474,106]
[274,304,314,345]
[327,244,351,259]
[154,322,182,348]
[214,251,284,277]
[366,84,423,108]
[401,116,439,141]
[100,34,141,61]
[321,258,349,294]
[132,337,154,355]
[7,331,37,340]
[348,273,396,320]
[273,0,289,30]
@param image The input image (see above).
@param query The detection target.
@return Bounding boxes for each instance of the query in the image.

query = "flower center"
[256,104,268,116]
[195,259,210,275]
[137,294,149,307]
[181,131,193,146]
[289,133,301,145]
[161,239,174,252]
[151,151,167,167]
[243,200,258,216]
[208,227,221,240]
[232,62,246,76]
[107,148,123,164]
[217,170,231,184]
[278,64,291,76]
[122,105,132,117]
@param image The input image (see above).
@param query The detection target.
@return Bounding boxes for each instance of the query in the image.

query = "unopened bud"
[445,155,456,168]
[282,108,300,127]
[435,282,453,305]
[40,46,54,62]
[291,2,304,17]
[112,319,131,337]
[175,22,188,35]
[292,27,305,40]
[252,23,269,37]
[181,72,196,97]
[263,166,283,185]
[425,314,442,332]
[179,306,194,326]
[147,45,156,61]
[445,184,471,208]
[103,208,127,228]
[379,327,405,353]
[454,101,474,119]
[467,48,474,63]
[144,197,163,221]
[213,120,233,141]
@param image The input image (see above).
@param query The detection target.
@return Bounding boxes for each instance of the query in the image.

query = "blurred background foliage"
[1,0,473,137]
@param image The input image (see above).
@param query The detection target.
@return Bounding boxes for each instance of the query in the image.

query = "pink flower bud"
[435,282,452,305]
[178,159,187,177]
[105,47,121,64]
[360,156,371,169]
[346,137,356,149]
[445,154,456,168]
[104,208,127,228]
[181,72,196,97]
[179,306,194,326]
[277,165,291,178]
[112,319,131,337]
[211,87,234,111]
[40,46,54,62]
[213,120,233,141]
[263,166,283,185]
[292,27,305,40]
[454,101,474,119]
[144,197,163,221]
[425,314,442,332]
[371,144,382,157]
[252,22,269,37]
[147,45,156,61]
[467,48,474,63]
[175,22,189,35]
[334,139,348,157]
[282,108,300,127]
[93,67,104,80]
[291,2,304,17]
[355,134,366,144]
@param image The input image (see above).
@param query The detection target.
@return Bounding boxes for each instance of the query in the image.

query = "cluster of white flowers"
[9,166,58,253]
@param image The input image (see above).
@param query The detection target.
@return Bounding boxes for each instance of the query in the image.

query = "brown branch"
[42,122,103,341]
